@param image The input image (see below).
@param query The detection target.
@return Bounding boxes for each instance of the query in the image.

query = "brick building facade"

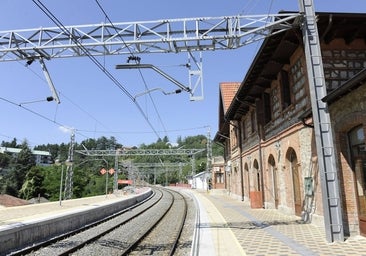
[214,12,366,238]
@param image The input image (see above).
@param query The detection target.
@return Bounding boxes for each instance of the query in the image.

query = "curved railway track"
[13,187,190,256]
[125,188,187,255]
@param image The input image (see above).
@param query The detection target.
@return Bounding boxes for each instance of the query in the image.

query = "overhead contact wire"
[32,0,161,139]
[94,0,167,138]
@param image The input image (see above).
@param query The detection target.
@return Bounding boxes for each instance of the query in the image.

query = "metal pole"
[106,170,108,197]
[102,159,109,197]
[64,131,75,200]
[298,0,344,242]
[59,165,64,206]
[114,151,119,192]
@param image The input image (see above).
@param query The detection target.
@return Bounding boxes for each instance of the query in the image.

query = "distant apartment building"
[214,12,366,238]
[0,147,52,166]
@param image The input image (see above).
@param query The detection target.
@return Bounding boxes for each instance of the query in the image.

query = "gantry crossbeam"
[0,13,300,100]
[127,162,189,168]
[0,13,300,62]
[75,148,205,156]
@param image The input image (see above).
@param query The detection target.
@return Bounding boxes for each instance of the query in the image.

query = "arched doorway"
[348,125,366,235]
[287,148,302,216]
[250,159,263,208]
[244,163,249,198]
[268,154,278,209]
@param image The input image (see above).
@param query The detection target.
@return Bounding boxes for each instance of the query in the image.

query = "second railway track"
[16,186,191,256]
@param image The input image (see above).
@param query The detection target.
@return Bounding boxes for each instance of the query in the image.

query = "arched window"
[268,154,279,208]
[348,126,366,219]
[244,162,249,195]
[253,160,260,191]
[349,125,366,166]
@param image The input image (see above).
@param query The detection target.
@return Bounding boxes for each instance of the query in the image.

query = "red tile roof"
[0,194,29,207]
[219,82,240,114]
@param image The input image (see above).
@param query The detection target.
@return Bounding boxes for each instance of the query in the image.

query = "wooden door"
[290,151,302,216]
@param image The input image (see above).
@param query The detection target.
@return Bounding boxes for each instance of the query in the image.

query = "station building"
[214,12,366,237]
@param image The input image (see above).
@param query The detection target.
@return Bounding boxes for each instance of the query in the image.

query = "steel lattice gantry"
[75,148,205,157]
[76,148,204,187]
[124,162,189,185]
[126,162,189,168]
[0,14,300,61]
[0,13,300,100]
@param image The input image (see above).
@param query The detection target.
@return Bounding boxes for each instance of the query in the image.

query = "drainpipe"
[256,99,265,208]
[234,97,255,201]
[228,119,245,201]
[237,122,245,201]
[258,133,265,208]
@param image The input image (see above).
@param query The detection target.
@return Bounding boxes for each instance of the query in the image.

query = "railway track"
[12,187,190,256]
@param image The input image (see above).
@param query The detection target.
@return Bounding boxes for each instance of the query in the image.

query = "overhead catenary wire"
[32,0,161,140]
[94,0,168,138]
[77,125,210,135]
[58,91,117,134]
[17,53,124,143]
[0,96,89,141]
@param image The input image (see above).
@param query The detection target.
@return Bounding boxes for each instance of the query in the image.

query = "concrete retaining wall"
[0,189,152,255]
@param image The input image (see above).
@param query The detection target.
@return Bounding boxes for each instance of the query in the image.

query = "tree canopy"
[0,134,223,201]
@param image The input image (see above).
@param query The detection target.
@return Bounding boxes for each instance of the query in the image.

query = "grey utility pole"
[64,130,75,200]
[299,0,344,242]
[206,127,212,173]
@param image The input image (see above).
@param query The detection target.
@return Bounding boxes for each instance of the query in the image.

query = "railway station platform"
[192,189,366,256]
[0,194,128,227]
[1,188,366,255]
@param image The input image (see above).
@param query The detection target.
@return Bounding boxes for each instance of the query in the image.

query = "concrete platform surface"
[0,194,131,227]
[2,188,366,256]
[194,189,366,256]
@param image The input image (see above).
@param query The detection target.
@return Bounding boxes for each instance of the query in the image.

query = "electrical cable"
[94,0,168,137]
[0,96,89,141]
[240,0,260,15]
[58,91,115,134]
[32,0,161,140]
[19,58,124,143]
[77,125,210,135]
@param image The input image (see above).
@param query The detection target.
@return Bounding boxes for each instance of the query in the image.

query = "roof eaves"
[322,68,366,104]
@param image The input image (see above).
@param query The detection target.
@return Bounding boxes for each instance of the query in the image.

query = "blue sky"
[1,0,365,148]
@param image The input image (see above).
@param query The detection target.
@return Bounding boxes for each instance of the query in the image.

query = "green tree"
[1,138,18,148]
[15,141,36,186]
[0,133,223,198]
[18,166,45,200]
[5,140,36,196]
[0,153,10,168]
[42,165,62,200]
